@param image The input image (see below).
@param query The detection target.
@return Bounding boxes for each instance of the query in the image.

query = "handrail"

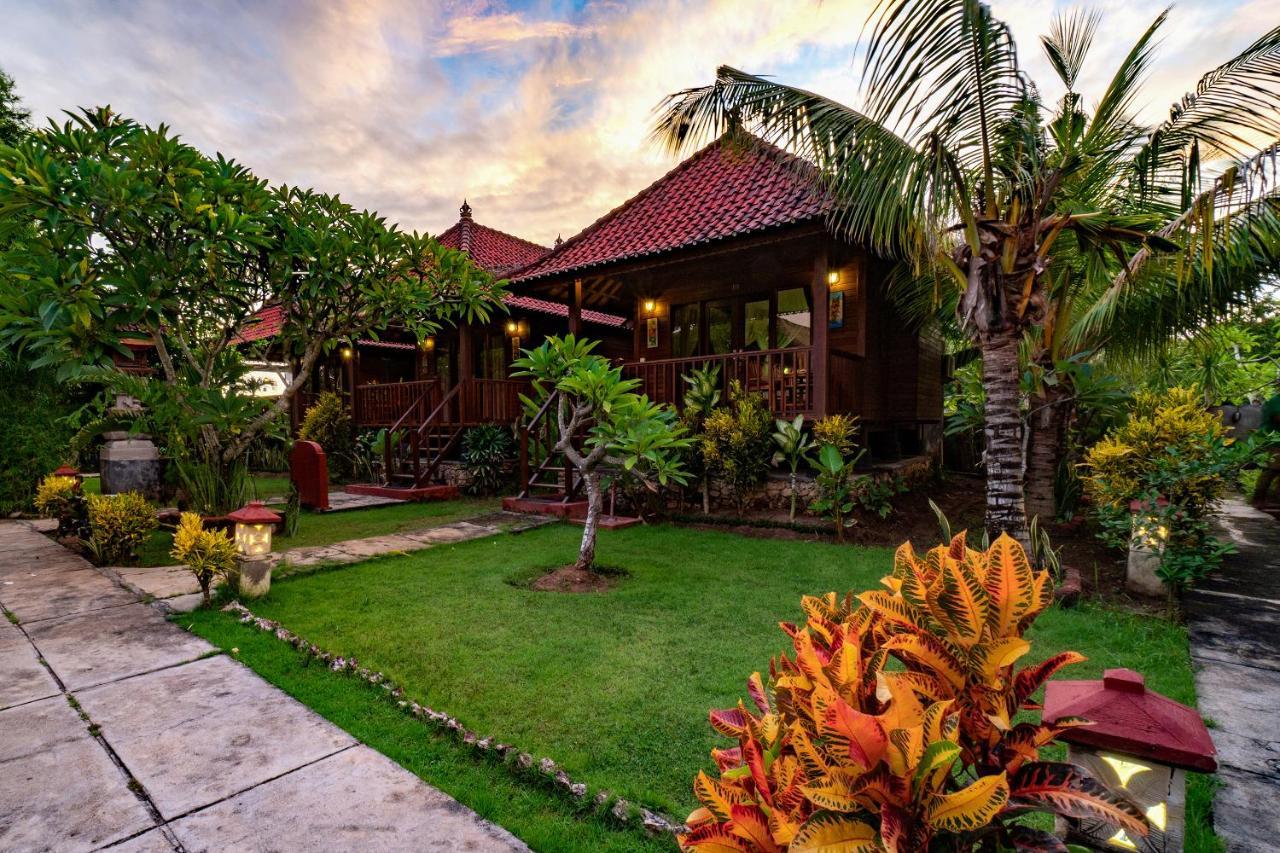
[621,346,814,418]
[519,390,560,497]
[620,345,811,368]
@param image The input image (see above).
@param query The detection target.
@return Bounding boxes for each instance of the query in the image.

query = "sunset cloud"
[0,0,1268,246]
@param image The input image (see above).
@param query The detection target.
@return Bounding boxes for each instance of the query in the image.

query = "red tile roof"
[438,201,549,275]
[511,137,827,283]
[237,303,284,343]
[504,294,627,328]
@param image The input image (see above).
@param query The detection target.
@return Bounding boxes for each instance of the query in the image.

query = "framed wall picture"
[646,316,659,348]
[829,290,844,329]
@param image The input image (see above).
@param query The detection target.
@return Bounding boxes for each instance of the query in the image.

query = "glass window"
[671,303,699,358]
[707,299,734,354]
[776,288,811,348]
[744,298,770,350]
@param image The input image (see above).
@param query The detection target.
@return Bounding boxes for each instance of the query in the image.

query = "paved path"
[0,520,528,852]
[1186,499,1280,851]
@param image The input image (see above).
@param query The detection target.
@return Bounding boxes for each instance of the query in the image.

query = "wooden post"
[569,278,583,337]
[810,249,830,417]
[457,324,474,425]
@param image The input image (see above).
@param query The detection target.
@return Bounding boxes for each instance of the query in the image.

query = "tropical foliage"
[772,415,816,522]
[682,533,1147,851]
[84,491,157,566]
[513,335,691,570]
[0,107,505,495]
[460,423,515,496]
[683,363,724,513]
[1083,388,1264,588]
[811,414,858,456]
[34,473,87,537]
[809,443,860,542]
[298,392,355,481]
[655,2,1280,544]
[171,512,239,605]
[701,382,774,515]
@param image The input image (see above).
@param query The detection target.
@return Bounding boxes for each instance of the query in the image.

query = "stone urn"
[99,395,163,501]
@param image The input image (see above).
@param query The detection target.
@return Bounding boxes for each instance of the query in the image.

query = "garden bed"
[180,522,1212,843]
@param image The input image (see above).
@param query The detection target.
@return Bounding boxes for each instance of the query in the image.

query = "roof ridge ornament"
[459,199,472,220]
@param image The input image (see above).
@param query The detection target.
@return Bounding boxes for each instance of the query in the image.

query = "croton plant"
[681,533,1147,852]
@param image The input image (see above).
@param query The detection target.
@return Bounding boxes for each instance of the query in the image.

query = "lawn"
[182,522,1218,850]
[136,496,501,567]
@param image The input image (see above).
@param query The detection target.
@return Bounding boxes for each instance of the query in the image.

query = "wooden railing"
[355,379,441,427]
[621,347,815,417]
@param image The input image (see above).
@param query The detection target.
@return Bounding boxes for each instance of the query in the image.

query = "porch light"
[227,500,282,557]
[422,336,436,351]
[827,270,840,285]
[643,299,656,314]
[506,319,519,335]
[340,346,353,360]
[1044,668,1216,852]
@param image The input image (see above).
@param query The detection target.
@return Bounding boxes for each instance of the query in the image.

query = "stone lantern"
[99,395,163,500]
[1127,497,1170,597]
[1044,668,1217,852]
[227,500,281,598]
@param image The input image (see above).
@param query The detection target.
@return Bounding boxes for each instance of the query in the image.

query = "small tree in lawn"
[513,336,691,571]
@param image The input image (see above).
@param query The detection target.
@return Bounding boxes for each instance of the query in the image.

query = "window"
[671,303,699,358]
[744,298,770,351]
[776,288,810,348]
[707,299,734,354]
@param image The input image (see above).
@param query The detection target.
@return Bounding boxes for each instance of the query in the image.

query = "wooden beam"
[569,278,583,336]
[458,322,474,382]
[810,248,830,417]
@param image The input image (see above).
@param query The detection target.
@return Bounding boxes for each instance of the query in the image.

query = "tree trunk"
[789,471,798,522]
[1025,382,1068,523]
[981,331,1029,547]
[575,471,602,571]
[701,474,710,515]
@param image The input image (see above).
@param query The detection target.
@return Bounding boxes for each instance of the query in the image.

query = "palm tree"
[654,1,1280,544]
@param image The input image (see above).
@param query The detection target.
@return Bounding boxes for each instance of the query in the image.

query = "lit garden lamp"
[1045,668,1217,852]
[1126,497,1170,596]
[227,500,282,598]
[53,464,83,491]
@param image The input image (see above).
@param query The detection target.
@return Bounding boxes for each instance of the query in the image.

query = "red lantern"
[226,501,282,557]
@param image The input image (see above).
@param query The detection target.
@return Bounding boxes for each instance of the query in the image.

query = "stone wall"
[702,454,937,514]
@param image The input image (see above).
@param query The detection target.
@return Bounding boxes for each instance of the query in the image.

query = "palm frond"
[1041,9,1101,92]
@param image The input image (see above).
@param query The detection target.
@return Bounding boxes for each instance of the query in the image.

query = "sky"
[0,0,1275,247]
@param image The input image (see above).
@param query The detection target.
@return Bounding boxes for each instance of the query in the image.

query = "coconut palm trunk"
[980,331,1029,545]
[1025,383,1069,522]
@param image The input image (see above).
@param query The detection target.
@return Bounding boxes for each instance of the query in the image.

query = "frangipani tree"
[655,2,1280,543]
[513,335,691,571]
[0,108,505,489]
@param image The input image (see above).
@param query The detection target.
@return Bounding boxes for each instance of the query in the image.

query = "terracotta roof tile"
[511,137,827,283]
[438,203,549,275]
[237,303,284,343]
[504,294,627,328]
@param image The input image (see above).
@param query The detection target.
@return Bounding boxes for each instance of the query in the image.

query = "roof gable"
[438,202,548,275]
[512,137,827,283]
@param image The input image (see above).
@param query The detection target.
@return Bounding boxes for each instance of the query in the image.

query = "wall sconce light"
[505,319,519,335]
[340,346,353,360]
[1045,668,1216,852]
[827,270,840,286]
[422,336,436,352]
[643,299,657,314]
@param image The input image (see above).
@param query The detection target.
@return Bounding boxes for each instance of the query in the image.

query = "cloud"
[0,0,1270,247]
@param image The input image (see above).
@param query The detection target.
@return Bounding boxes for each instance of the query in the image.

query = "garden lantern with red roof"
[227,500,282,600]
[1044,668,1216,852]
[52,464,82,490]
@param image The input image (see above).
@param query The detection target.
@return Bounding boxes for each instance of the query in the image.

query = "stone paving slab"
[169,745,528,852]
[101,829,179,852]
[108,563,203,600]
[0,566,138,624]
[0,620,60,709]
[332,534,428,557]
[75,655,355,819]
[0,695,157,851]
[27,602,214,691]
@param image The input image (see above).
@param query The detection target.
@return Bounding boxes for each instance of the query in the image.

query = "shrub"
[700,382,773,514]
[809,443,858,541]
[174,456,251,516]
[280,481,301,538]
[1082,387,1260,589]
[298,392,354,479]
[0,362,81,515]
[811,412,859,454]
[84,491,157,566]
[772,415,815,522]
[170,511,238,605]
[681,533,1148,851]
[460,424,515,496]
[852,472,906,519]
[35,474,90,538]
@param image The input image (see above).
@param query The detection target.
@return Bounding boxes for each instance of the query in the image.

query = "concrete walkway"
[1186,499,1280,851]
[0,520,528,852]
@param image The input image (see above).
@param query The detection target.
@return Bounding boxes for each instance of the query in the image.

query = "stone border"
[221,601,685,838]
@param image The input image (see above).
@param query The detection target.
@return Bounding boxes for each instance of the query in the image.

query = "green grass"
[181,523,1217,850]
[136,497,501,567]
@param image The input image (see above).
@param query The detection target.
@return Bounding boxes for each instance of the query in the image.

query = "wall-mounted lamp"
[340,346,353,361]
[422,336,436,351]
[643,299,657,314]
[827,270,840,286]
[505,319,520,335]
